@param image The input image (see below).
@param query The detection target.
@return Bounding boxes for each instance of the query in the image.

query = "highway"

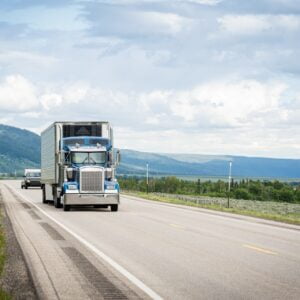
[2,180,300,299]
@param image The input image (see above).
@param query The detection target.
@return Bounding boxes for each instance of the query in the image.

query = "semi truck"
[41,121,120,211]
[21,169,41,189]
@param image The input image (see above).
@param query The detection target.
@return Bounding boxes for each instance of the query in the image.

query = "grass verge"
[0,196,11,299]
[123,191,300,226]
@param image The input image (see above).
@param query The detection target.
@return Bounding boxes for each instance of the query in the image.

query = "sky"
[0,0,299,158]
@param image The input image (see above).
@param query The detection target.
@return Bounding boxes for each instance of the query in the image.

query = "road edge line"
[9,185,163,300]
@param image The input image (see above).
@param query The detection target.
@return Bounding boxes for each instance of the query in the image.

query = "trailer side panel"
[41,124,56,184]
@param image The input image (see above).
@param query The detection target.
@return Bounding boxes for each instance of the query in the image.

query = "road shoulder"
[122,193,300,231]
[0,185,37,299]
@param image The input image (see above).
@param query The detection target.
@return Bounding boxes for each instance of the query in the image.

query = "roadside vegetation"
[0,191,11,299]
[119,176,300,225]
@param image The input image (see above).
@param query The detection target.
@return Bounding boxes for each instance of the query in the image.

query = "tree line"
[118,176,300,203]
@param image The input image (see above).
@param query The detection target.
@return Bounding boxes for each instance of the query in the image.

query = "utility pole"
[227,161,232,208]
[146,163,149,194]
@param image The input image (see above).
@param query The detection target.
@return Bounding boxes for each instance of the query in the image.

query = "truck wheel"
[54,195,61,208]
[111,205,118,212]
[25,185,28,189]
[63,204,70,211]
[54,198,61,208]
[53,186,61,208]
[94,205,108,209]
[42,185,47,204]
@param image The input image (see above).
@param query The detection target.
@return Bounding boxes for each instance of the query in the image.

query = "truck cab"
[61,136,120,210]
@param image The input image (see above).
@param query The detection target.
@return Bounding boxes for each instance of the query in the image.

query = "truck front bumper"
[64,193,119,205]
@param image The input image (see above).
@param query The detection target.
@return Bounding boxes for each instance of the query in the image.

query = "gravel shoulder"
[0,187,37,299]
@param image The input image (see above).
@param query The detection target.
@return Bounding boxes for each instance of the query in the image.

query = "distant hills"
[118,150,300,179]
[0,124,300,179]
[0,124,40,174]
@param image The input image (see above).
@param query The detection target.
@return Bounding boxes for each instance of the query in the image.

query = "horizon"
[1,122,299,160]
[0,1,299,158]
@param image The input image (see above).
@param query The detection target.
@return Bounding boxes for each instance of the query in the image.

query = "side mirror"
[23,175,26,178]
[116,150,121,166]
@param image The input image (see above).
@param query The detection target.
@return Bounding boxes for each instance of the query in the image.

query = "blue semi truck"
[41,122,120,211]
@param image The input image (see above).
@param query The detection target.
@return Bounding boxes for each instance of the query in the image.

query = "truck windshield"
[71,152,106,165]
[27,172,41,177]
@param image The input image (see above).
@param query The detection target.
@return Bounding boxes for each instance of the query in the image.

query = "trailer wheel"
[111,205,118,212]
[42,185,47,204]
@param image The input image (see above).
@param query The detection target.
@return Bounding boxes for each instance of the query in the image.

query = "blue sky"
[0,0,299,158]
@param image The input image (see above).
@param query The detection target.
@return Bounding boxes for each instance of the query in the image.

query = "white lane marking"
[9,185,163,300]
[170,223,185,229]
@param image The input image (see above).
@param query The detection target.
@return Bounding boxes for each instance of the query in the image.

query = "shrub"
[234,188,251,200]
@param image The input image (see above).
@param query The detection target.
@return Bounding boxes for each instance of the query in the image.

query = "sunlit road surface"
[3,180,300,299]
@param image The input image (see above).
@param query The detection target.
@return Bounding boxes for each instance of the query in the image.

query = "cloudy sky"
[0,0,299,158]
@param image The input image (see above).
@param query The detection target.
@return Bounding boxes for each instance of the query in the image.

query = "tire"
[111,204,118,212]
[54,197,61,208]
[25,185,28,189]
[21,185,23,189]
[94,205,108,209]
[63,204,70,211]
[42,185,47,204]
[53,187,61,208]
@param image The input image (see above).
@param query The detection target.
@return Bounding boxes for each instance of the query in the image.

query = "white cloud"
[0,75,39,112]
[0,51,59,66]
[40,93,63,110]
[218,14,300,35]
[63,82,90,104]
[0,75,289,131]
[142,80,287,129]
[1,74,298,157]
[277,15,300,30]
[139,11,193,35]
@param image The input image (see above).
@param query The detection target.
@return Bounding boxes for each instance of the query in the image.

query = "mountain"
[118,150,300,178]
[0,124,299,179]
[0,124,40,174]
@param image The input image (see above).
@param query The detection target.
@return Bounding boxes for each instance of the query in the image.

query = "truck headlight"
[105,182,119,191]
[105,185,115,190]
[67,184,78,190]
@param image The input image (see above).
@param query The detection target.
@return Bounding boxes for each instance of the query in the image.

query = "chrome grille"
[80,168,104,193]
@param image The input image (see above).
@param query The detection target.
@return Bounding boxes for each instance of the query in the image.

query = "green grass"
[0,196,11,299]
[123,191,300,226]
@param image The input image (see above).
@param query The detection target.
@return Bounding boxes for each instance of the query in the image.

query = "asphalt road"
[2,180,300,299]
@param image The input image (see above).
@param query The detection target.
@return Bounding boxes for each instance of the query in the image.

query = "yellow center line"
[243,244,278,255]
[170,223,185,229]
